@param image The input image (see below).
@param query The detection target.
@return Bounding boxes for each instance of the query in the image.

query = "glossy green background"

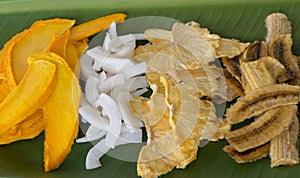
[0,0,300,177]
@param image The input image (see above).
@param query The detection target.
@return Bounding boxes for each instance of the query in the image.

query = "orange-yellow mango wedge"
[10,18,75,85]
[29,52,81,172]
[0,110,44,144]
[0,60,56,134]
[47,30,71,59]
[69,13,126,41]
[65,39,88,75]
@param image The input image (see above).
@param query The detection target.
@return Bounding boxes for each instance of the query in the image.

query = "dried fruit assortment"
[0,10,299,178]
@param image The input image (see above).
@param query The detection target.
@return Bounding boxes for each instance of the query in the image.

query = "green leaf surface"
[0,0,300,178]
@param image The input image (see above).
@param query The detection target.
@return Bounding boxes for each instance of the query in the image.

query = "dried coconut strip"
[131,88,149,98]
[120,62,147,79]
[85,75,99,106]
[117,92,144,128]
[76,125,106,143]
[80,53,97,81]
[85,128,142,169]
[97,73,125,93]
[95,93,122,148]
[87,46,135,73]
[79,105,109,131]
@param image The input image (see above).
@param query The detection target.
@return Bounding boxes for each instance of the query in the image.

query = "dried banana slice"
[225,105,296,152]
[240,41,268,62]
[270,113,299,167]
[223,143,270,163]
[222,56,242,83]
[241,60,275,94]
[265,13,292,45]
[225,83,300,124]
[268,34,299,81]
[223,68,244,101]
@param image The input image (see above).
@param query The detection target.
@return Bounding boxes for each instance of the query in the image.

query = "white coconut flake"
[80,54,97,81]
[98,73,125,93]
[85,128,142,170]
[131,88,148,98]
[120,62,146,79]
[76,125,106,143]
[117,92,144,128]
[95,93,122,148]
[79,105,109,131]
[85,76,99,106]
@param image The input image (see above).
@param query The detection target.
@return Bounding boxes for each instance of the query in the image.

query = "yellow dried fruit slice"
[10,18,75,84]
[69,13,126,41]
[47,30,71,59]
[0,109,44,144]
[28,52,81,172]
[0,59,56,132]
[65,39,88,74]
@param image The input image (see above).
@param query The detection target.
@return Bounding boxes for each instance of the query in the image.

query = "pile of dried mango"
[0,13,126,172]
[0,11,299,178]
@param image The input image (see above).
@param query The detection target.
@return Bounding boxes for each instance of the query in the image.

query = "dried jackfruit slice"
[137,72,216,177]
[225,105,296,152]
[225,83,300,124]
[172,23,216,66]
[223,143,270,163]
[28,52,81,172]
[0,60,56,133]
[270,113,299,167]
[215,38,250,58]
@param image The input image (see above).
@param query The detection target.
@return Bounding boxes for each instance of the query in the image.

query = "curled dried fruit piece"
[225,105,296,152]
[10,18,75,85]
[223,143,270,163]
[0,109,44,144]
[240,41,268,62]
[0,60,56,133]
[69,13,126,41]
[270,113,299,167]
[265,13,292,45]
[225,84,300,124]
[268,34,299,82]
[28,52,81,172]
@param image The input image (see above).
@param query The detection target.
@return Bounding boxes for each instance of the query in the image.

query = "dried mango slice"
[47,30,71,59]
[69,13,126,41]
[28,52,81,172]
[225,83,300,124]
[0,109,44,144]
[0,60,56,132]
[65,39,88,74]
[10,18,75,84]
